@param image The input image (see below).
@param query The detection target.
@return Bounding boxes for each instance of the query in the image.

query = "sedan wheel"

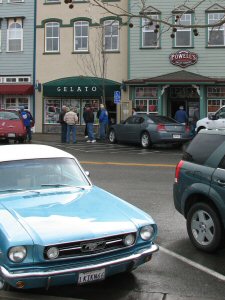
[187,203,222,253]
[141,132,151,148]
[108,129,116,144]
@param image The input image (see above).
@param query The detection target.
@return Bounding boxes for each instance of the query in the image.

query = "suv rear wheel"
[187,203,222,253]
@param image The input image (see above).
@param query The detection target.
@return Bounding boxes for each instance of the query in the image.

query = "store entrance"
[168,86,200,123]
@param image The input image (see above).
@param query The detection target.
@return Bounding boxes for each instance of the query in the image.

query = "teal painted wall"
[129,0,225,79]
[0,0,35,79]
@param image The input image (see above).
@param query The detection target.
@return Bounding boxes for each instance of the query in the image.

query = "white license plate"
[173,134,181,139]
[78,268,105,285]
[8,133,15,138]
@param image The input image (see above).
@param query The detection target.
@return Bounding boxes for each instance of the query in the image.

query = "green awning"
[43,76,121,98]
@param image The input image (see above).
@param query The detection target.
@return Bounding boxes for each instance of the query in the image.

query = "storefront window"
[135,99,158,113]
[208,99,224,113]
[135,87,158,113]
[81,99,99,125]
[135,87,157,98]
[62,99,80,123]
[44,99,61,124]
[207,87,225,98]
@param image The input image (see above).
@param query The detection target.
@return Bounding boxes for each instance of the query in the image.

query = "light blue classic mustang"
[0,144,158,290]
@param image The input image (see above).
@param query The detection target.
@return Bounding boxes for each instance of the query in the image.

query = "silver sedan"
[108,114,192,148]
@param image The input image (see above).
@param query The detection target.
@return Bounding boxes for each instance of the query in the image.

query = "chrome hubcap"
[142,134,149,147]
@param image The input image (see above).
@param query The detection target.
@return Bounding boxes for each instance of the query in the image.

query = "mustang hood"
[1,187,153,245]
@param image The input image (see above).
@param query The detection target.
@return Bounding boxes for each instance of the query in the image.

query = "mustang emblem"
[81,240,106,252]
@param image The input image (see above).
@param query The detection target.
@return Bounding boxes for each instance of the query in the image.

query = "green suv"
[173,129,225,253]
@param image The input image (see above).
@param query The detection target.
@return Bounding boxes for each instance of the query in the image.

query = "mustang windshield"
[0,158,90,192]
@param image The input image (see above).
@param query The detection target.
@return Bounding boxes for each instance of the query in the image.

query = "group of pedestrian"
[59,103,109,144]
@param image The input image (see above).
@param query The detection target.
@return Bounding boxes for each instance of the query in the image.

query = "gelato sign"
[169,50,198,68]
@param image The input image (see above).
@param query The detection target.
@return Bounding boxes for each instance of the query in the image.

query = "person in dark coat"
[174,105,188,125]
[59,105,67,143]
[83,106,96,143]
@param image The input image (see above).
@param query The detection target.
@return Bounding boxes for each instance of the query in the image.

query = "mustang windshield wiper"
[40,184,86,190]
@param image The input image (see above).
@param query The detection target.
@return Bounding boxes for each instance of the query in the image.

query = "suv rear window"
[183,132,225,165]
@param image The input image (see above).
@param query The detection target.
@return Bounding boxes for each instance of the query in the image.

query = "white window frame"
[7,19,23,52]
[142,16,159,48]
[175,14,192,47]
[103,20,119,51]
[208,13,225,46]
[45,22,60,53]
[74,21,89,52]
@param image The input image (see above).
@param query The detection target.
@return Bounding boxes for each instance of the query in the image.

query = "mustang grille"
[44,233,136,260]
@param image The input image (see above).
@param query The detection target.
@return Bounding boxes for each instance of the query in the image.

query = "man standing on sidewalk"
[83,105,96,143]
[98,104,108,141]
[64,107,78,144]
[59,105,67,143]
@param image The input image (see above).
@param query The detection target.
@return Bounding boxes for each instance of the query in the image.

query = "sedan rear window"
[183,133,225,165]
[148,115,177,124]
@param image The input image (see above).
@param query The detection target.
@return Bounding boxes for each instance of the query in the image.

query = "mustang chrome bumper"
[0,244,159,280]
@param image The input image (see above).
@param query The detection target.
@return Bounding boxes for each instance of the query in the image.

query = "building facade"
[35,0,129,133]
[0,0,35,115]
[126,0,225,124]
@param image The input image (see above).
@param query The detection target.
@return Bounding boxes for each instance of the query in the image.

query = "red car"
[0,109,27,143]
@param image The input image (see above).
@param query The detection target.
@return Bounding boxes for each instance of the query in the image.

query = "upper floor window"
[7,19,23,52]
[74,21,89,52]
[175,14,192,47]
[142,16,159,47]
[103,20,119,51]
[45,22,60,53]
[208,13,225,46]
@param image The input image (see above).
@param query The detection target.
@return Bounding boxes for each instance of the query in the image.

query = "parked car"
[6,106,35,128]
[0,144,158,290]
[173,129,225,253]
[196,105,225,133]
[108,114,192,148]
[0,110,27,143]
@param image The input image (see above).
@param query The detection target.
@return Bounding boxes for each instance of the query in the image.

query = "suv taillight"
[175,160,184,183]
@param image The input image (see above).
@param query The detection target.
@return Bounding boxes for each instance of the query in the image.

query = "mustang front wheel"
[141,132,151,148]
[0,276,11,291]
[187,203,222,253]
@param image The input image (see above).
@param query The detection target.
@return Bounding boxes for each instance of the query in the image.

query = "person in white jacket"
[64,107,78,143]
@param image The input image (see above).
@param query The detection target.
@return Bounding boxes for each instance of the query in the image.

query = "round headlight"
[140,225,154,241]
[9,246,27,263]
[46,247,59,260]
[123,234,135,246]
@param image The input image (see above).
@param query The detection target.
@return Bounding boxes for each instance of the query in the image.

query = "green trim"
[191,13,194,47]
[40,18,63,27]
[71,51,90,54]
[128,0,131,80]
[69,17,98,27]
[43,52,61,55]
[100,16,123,25]
[157,86,162,114]
[200,85,206,118]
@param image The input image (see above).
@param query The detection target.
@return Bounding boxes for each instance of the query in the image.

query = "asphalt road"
[1,134,225,300]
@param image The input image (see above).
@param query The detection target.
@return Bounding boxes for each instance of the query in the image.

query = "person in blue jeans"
[83,106,96,143]
[64,107,78,143]
[20,107,33,143]
[98,104,108,141]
